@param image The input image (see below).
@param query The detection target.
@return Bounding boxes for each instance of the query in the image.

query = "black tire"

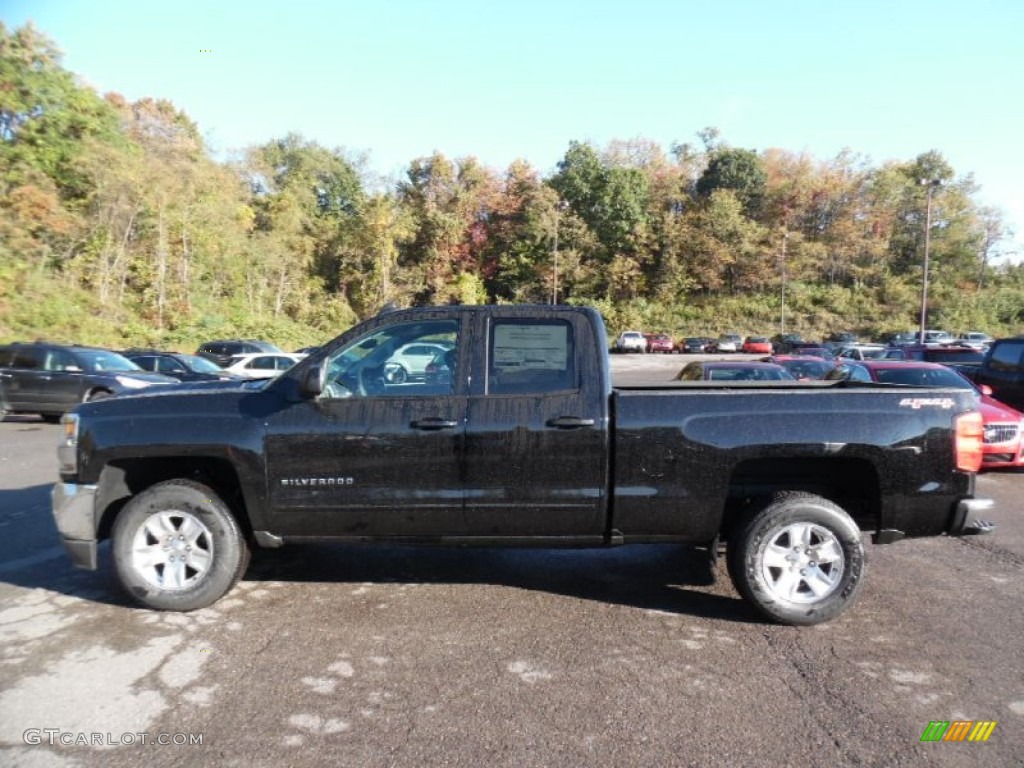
[727,492,866,626]
[84,389,113,402]
[112,479,250,611]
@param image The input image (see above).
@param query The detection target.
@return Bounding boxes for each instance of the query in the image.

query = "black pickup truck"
[52,305,994,625]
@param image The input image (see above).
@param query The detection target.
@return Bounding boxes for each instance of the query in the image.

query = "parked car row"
[616,327,999,362]
[0,336,307,422]
[667,353,1024,470]
[0,342,179,422]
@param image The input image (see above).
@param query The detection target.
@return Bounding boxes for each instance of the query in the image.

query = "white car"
[223,352,304,379]
[921,330,955,347]
[957,332,993,350]
[835,344,888,361]
[383,342,453,384]
[712,334,743,353]
[614,331,647,353]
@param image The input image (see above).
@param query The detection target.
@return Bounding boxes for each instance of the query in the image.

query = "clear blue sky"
[5,0,1024,260]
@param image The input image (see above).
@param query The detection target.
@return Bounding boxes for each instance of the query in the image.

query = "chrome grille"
[983,423,1020,444]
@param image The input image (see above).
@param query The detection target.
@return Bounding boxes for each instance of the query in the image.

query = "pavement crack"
[952,536,1024,568]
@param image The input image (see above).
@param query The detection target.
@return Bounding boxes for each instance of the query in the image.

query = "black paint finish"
[68,305,984,552]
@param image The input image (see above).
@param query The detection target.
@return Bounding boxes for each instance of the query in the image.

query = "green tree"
[696,147,767,218]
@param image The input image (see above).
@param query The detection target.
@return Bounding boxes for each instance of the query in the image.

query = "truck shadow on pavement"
[0,480,759,623]
[243,542,763,624]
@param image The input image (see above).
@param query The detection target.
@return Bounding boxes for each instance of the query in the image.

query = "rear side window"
[488,320,575,394]
[987,341,1024,373]
[11,347,44,369]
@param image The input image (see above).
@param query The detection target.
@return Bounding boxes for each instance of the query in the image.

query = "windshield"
[778,359,834,379]
[180,354,223,373]
[874,367,970,387]
[858,347,888,359]
[707,366,795,381]
[73,349,143,372]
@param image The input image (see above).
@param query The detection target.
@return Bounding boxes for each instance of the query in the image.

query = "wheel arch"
[720,456,881,542]
[96,457,252,542]
[84,386,115,402]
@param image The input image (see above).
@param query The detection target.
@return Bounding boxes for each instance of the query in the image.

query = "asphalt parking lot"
[0,357,1022,767]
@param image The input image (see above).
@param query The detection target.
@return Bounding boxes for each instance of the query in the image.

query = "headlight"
[115,376,152,389]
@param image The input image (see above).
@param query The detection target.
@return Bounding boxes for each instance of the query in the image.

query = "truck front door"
[264,316,468,537]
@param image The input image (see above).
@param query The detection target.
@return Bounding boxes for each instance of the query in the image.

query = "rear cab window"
[987,340,1024,373]
[488,319,576,394]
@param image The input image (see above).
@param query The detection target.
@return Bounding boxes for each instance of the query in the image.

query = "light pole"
[780,229,788,334]
[552,200,568,305]
[918,179,942,344]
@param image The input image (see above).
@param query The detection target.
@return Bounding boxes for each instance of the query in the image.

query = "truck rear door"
[462,310,610,538]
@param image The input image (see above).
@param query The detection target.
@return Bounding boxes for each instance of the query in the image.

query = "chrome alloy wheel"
[760,522,845,604]
[131,510,214,590]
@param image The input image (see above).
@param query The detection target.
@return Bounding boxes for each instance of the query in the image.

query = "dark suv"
[0,343,177,422]
[974,337,1024,412]
[196,339,284,368]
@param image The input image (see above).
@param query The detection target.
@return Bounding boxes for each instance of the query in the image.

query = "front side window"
[73,349,142,372]
[44,349,78,372]
[488,320,575,394]
[155,357,186,374]
[322,319,459,398]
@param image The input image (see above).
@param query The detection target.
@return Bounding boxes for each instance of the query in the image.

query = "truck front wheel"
[727,492,866,626]
[112,480,250,611]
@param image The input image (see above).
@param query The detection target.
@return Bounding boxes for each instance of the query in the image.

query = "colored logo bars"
[920,721,997,742]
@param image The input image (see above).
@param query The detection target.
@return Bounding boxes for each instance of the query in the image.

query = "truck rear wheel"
[727,492,866,626]
[112,479,249,611]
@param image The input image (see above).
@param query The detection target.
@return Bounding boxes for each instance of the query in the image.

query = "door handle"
[546,416,595,429]
[410,417,459,430]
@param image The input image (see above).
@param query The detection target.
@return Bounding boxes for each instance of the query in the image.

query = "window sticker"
[493,324,568,371]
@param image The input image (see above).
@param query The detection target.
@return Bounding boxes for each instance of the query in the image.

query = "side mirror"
[299,364,324,399]
[979,384,993,397]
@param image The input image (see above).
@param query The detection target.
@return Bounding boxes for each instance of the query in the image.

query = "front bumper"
[51,482,99,569]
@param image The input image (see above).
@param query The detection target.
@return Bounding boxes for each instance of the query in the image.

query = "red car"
[646,333,675,354]
[742,336,773,354]
[825,361,1024,469]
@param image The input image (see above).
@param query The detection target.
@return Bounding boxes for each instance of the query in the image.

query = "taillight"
[955,411,984,472]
